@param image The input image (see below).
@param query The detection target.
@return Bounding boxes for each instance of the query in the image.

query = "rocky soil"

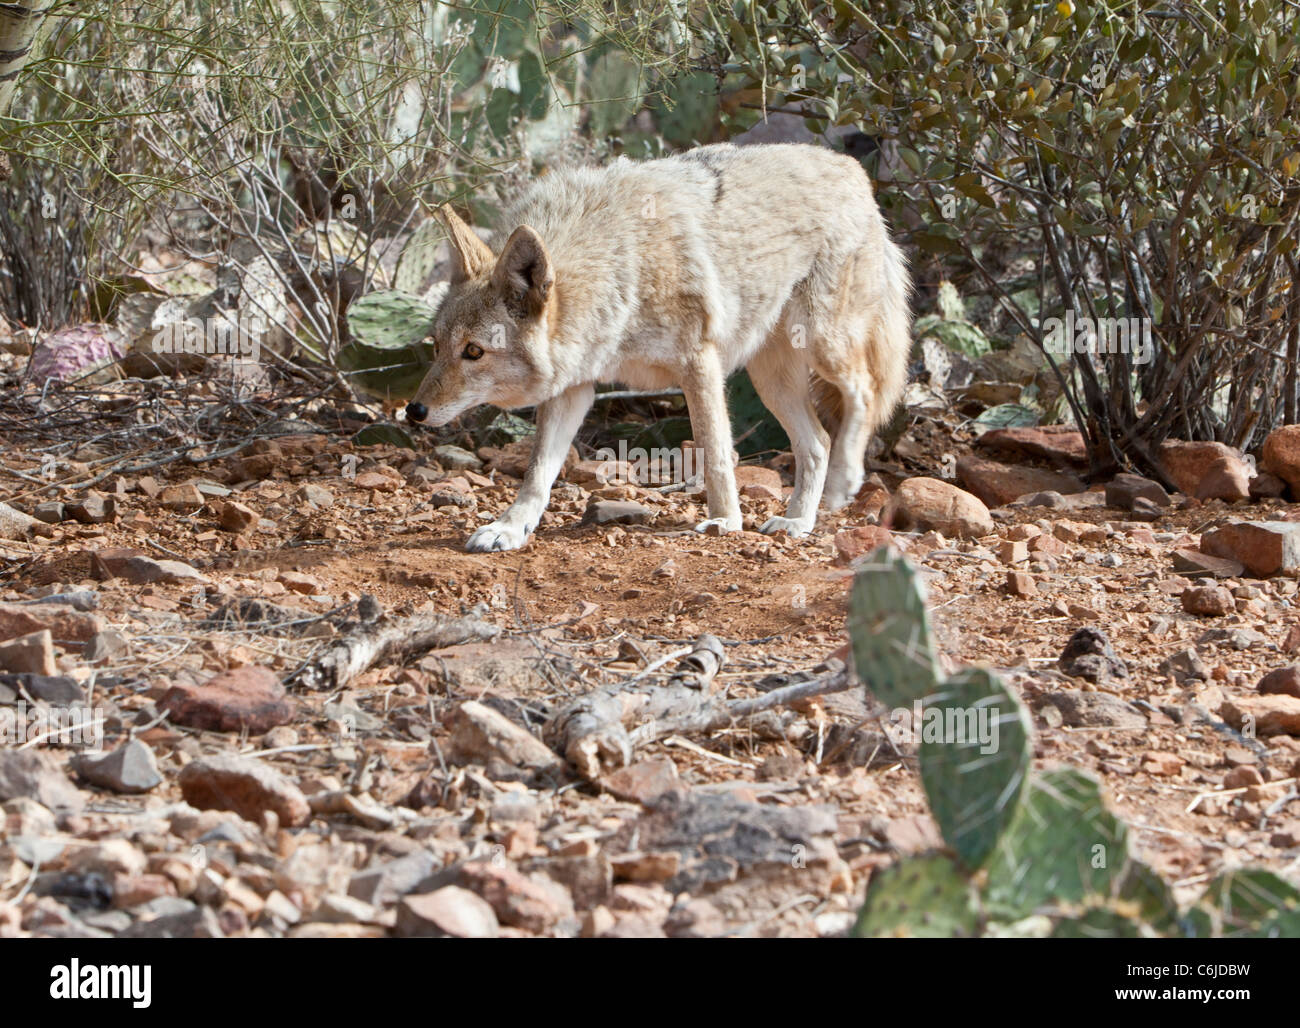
[5,390,1300,938]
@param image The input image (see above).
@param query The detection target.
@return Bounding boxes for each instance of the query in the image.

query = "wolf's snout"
[405,401,428,424]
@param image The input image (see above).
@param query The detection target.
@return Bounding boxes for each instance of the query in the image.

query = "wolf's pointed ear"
[492,226,554,318]
[436,204,495,284]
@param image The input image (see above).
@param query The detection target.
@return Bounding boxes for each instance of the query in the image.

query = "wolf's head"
[405,205,555,427]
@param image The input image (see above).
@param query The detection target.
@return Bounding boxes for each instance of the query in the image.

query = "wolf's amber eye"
[462,342,484,360]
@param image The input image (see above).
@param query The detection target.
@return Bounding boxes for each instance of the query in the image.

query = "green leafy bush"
[694,0,1300,473]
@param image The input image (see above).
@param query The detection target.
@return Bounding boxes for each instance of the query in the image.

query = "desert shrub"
[693,0,1300,473]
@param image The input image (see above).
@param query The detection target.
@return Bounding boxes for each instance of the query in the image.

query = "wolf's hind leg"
[746,340,829,537]
[465,383,593,552]
[822,381,872,511]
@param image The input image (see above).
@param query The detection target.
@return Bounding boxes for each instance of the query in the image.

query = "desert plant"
[848,548,1300,937]
[694,0,1300,477]
[1,1,685,393]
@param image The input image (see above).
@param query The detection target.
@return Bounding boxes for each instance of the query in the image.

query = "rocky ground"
[4,377,1300,937]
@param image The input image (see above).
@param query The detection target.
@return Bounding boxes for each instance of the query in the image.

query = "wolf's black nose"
[406,402,428,423]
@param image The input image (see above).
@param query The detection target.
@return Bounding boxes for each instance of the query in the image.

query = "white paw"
[694,516,741,536]
[760,515,814,537]
[466,521,530,553]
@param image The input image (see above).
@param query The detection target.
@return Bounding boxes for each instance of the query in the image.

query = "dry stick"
[287,613,500,692]
[546,632,855,779]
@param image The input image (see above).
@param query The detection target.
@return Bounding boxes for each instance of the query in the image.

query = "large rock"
[1219,694,1300,737]
[0,672,84,704]
[1181,585,1235,617]
[1034,691,1146,730]
[601,758,684,806]
[1200,521,1300,577]
[1057,627,1128,685]
[456,861,573,933]
[448,700,562,772]
[831,526,897,566]
[348,849,440,906]
[977,425,1087,465]
[886,478,992,539]
[160,666,294,733]
[1158,440,1250,500]
[1258,666,1300,700]
[0,604,102,645]
[396,887,499,938]
[1171,548,1243,579]
[71,740,162,794]
[90,547,204,585]
[955,455,1083,508]
[178,754,311,827]
[0,750,84,811]
[1105,473,1171,511]
[1262,425,1300,492]
[0,630,55,675]
[0,501,41,540]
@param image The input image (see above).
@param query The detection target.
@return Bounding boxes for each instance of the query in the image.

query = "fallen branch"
[288,612,499,691]
[545,635,855,779]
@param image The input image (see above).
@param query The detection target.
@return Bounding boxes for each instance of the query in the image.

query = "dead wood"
[288,612,500,691]
[545,635,855,779]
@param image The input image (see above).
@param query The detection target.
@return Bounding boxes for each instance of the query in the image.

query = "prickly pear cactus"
[346,290,438,350]
[1117,860,1180,934]
[853,853,980,938]
[1198,868,1300,937]
[848,549,1300,939]
[918,667,1031,868]
[983,768,1130,921]
[847,548,940,709]
[1051,906,1145,939]
[236,255,289,356]
[25,323,126,386]
[393,220,446,296]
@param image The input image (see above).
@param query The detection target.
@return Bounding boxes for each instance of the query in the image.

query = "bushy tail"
[813,233,913,436]
[871,232,913,433]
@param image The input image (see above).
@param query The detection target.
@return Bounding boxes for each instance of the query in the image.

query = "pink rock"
[1158,440,1250,500]
[25,323,125,385]
[977,425,1087,465]
[832,526,896,566]
[160,666,294,733]
[886,478,992,539]
[1262,425,1300,492]
[955,455,1083,508]
[1200,521,1300,577]
[178,754,311,826]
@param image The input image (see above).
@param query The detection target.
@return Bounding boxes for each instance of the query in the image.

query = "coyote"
[406,143,911,553]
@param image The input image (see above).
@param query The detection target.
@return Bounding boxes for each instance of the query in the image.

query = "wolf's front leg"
[682,350,743,535]
[465,383,595,552]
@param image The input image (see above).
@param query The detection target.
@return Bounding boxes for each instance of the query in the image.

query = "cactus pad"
[918,667,1031,868]
[1051,906,1144,938]
[346,290,439,351]
[847,548,940,709]
[983,768,1129,920]
[394,219,447,296]
[853,852,980,938]
[1200,868,1300,936]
